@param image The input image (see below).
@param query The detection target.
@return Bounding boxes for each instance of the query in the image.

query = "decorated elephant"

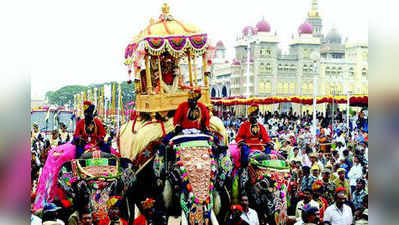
[57,150,136,223]
[229,144,290,225]
[117,112,232,223]
[152,132,233,225]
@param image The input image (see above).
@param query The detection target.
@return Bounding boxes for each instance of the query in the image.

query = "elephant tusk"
[181,210,188,225]
[210,209,219,225]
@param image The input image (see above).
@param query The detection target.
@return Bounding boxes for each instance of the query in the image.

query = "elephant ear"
[216,151,233,189]
[153,151,165,180]
[119,157,136,192]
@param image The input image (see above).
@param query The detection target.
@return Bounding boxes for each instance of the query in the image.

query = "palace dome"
[298,22,313,34]
[242,26,256,36]
[256,19,271,32]
[326,28,342,44]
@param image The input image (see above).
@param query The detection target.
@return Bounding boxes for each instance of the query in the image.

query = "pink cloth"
[33,143,119,212]
[33,143,76,212]
[229,143,241,168]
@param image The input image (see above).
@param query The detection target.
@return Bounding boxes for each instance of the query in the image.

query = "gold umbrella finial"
[162,3,170,14]
[149,17,155,25]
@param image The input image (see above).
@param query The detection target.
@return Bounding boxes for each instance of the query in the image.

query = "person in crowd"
[294,204,320,225]
[348,156,363,194]
[300,166,316,192]
[324,188,353,225]
[98,196,129,225]
[59,122,71,144]
[311,165,321,180]
[174,88,210,133]
[335,142,345,158]
[354,209,368,225]
[295,189,320,221]
[289,147,301,163]
[320,168,336,204]
[311,181,329,221]
[73,101,106,158]
[352,179,367,212]
[49,129,61,148]
[334,168,351,200]
[236,104,271,166]
[226,204,249,225]
[287,181,300,216]
[42,203,65,225]
[78,208,93,225]
[240,194,260,225]
[133,198,157,225]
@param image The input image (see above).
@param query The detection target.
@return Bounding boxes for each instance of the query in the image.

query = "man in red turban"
[236,104,271,166]
[133,198,156,225]
[73,101,106,158]
[173,88,210,133]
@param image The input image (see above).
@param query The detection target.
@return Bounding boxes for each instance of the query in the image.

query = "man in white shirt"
[240,195,260,225]
[295,189,320,221]
[348,156,363,193]
[324,191,353,225]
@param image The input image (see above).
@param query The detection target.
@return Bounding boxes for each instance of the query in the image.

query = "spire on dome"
[308,0,320,17]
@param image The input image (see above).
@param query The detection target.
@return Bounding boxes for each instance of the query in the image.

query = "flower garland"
[174,139,217,223]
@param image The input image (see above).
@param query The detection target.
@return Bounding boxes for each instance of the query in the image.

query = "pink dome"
[242,26,256,36]
[232,59,241,65]
[250,57,254,63]
[298,22,313,34]
[216,40,225,48]
[256,19,271,32]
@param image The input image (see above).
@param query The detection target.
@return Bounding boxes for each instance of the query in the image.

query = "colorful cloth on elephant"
[33,143,76,213]
[174,102,210,130]
[235,121,271,151]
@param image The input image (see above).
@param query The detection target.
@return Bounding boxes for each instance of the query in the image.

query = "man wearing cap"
[236,104,271,165]
[98,196,128,225]
[73,101,106,158]
[312,181,329,221]
[321,168,336,204]
[42,203,65,225]
[174,88,210,133]
[334,168,351,200]
[133,198,156,225]
[324,188,353,225]
[311,166,320,180]
[294,204,320,225]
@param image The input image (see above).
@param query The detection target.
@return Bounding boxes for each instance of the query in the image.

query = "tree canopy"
[45,82,135,107]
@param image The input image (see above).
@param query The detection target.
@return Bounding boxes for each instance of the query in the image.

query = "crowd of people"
[220,107,368,225]
[31,102,368,225]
